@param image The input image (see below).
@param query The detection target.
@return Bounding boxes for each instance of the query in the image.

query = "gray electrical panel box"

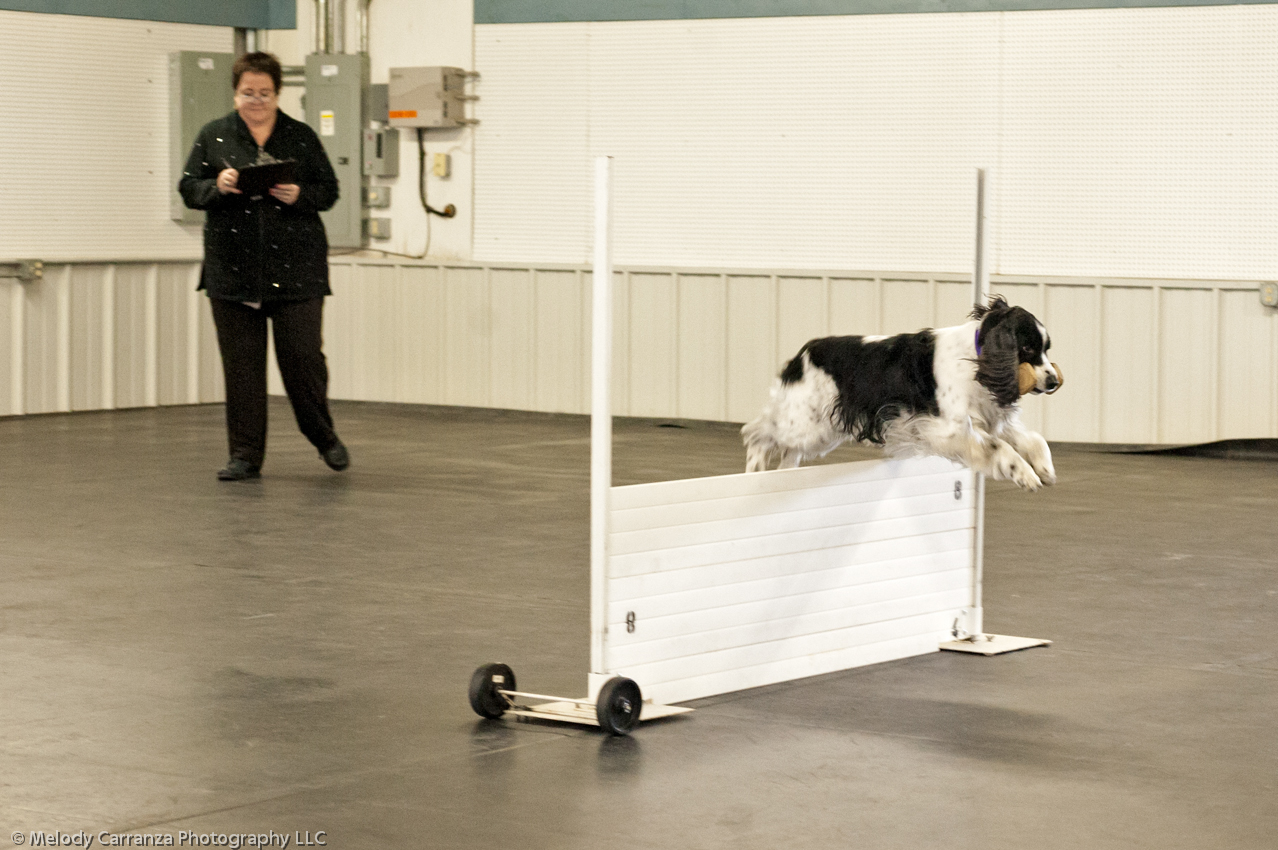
[388,66,468,129]
[305,53,369,250]
[169,51,235,224]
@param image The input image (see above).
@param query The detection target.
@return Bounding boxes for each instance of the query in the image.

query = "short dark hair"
[232,52,282,93]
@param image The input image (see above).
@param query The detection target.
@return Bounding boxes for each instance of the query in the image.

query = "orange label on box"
[388,110,418,119]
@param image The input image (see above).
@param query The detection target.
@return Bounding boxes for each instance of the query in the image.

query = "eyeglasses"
[235,90,277,103]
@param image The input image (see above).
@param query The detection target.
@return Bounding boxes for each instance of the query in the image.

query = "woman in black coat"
[180,52,348,481]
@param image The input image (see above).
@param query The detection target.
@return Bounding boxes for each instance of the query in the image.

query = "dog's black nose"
[1045,374,1059,391]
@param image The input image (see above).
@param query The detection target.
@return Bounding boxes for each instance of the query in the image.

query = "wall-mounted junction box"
[387,66,470,129]
[366,83,389,123]
[363,128,399,177]
[363,185,391,208]
[365,218,392,240]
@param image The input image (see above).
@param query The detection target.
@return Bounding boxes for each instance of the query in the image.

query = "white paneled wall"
[473,6,1278,281]
[0,264,221,418]
[6,258,1277,448]
[0,11,227,262]
[322,262,591,412]
[998,7,1278,279]
[316,258,1278,445]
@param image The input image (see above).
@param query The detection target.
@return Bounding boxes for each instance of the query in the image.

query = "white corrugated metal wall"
[0,266,223,418]
[318,259,1278,446]
[4,259,1275,446]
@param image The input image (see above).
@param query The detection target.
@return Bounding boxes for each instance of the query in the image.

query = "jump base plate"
[939,634,1052,655]
[508,700,693,727]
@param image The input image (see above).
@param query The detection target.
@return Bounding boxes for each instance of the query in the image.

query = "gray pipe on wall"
[316,0,330,53]
[331,0,345,53]
[233,28,262,56]
[358,0,372,55]
[315,0,355,55]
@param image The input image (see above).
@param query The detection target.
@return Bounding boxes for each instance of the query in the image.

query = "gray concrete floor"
[2,400,1275,849]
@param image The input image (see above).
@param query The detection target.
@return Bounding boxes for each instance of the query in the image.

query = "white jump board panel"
[606,457,975,705]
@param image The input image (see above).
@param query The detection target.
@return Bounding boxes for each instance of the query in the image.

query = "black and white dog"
[742,296,1062,490]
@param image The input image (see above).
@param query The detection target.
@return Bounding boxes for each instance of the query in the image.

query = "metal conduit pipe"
[315,0,330,53]
[358,0,372,55]
[331,0,345,54]
[233,28,263,55]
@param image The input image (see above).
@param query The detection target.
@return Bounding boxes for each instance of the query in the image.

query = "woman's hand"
[269,184,301,205]
[216,167,241,195]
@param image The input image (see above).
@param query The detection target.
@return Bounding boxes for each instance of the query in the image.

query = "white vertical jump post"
[939,167,1051,655]
[473,157,690,732]
[587,157,691,720]
[969,165,992,642]
[589,156,613,694]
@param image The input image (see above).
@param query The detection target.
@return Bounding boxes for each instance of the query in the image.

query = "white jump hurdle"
[470,160,1046,733]
[602,456,977,705]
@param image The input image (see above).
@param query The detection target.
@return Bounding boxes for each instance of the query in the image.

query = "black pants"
[209,297,338,467]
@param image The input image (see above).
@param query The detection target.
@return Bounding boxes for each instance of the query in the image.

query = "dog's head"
[971,296,1062,407]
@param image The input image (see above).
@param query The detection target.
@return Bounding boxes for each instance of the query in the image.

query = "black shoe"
[217,459,261,481]
[321,441,350,471]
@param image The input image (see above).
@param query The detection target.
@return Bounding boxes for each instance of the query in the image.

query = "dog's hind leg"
[742,359,842,472]
[745,443,773,473]
[742,417,776,472]
[776,449,803,469]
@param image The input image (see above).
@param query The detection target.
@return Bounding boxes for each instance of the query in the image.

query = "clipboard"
[236,160,296,196]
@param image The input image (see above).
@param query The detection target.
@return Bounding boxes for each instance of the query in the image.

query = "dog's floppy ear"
[975,323,1021,407]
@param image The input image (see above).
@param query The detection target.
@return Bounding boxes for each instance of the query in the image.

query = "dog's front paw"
[1011,463,1044,492]
[1027,450,1056,486]
[1035,462,1057,486]
[996,453,1043,491]
[1019,434,1055,486]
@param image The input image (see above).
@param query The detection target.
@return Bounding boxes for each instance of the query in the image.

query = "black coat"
[179,110,339,303]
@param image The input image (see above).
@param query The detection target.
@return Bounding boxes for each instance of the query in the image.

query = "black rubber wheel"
[468,663,515,719]
[595,676,642,735]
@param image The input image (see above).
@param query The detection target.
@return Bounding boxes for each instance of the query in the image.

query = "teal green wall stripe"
[0,0,295,28]
[477,0,1275,23]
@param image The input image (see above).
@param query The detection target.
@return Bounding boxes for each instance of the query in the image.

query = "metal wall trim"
[0,1,295,29]
[475,0,1277,24]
